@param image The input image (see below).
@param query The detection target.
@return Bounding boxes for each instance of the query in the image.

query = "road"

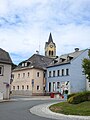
[0,98,58,120]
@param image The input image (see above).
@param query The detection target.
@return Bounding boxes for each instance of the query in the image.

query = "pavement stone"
[30,102,90,120]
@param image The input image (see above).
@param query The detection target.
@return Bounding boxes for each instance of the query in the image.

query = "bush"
[68,91,90,104]
[67,93,76,99]
[64,90,68,94]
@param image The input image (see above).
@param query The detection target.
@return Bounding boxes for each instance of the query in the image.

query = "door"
[49,82,51,92]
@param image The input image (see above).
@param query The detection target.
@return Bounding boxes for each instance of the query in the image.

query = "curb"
[30,102,90,120]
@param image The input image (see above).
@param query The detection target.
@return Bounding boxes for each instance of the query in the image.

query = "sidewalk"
[30,102,90,120]
[0,96,64,102]
[0,99,11,103]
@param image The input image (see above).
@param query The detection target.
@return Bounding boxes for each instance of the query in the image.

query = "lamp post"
[32,79,34,95]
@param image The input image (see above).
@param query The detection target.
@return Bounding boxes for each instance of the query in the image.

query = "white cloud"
[0,0,9,15]
[0,0,90,64]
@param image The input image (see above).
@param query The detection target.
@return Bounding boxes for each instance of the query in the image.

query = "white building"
[46,48,89,94]
[0,48,12,99]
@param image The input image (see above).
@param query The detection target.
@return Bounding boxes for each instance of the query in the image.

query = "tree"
[82,50,90,82]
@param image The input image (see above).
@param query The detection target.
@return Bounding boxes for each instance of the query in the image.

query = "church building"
[45,33,56,58]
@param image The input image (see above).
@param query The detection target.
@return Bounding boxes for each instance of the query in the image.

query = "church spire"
[45,33,56,58]
[48,33,53,43]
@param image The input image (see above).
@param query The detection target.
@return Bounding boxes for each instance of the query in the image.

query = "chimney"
[36,50,39,54]
[75,48,79,52]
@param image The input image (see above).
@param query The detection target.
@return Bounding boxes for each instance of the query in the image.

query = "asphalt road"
[0,99,58,120]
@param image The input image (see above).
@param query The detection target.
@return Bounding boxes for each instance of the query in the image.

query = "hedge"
[67,93,76,99]
[68,91,90,104]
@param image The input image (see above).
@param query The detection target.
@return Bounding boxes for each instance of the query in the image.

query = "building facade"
[0,48,12,99]
[11,54,53,95]
[46,48,89,94]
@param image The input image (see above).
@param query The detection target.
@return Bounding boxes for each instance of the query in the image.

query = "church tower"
[45,33,56,58]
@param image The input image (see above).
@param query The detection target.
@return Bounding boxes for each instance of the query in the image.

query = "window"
[23,73,25,78]
[37,86,40,90]
[52,51,53,56]
[53,71,55,77]
[22,85,24,90]
[28,72,30,77]
[62,69,64,76]
[43,86,45,91]
[49,71,51,77]
[53,82,55,91]
[37,72,40,77]
[25,63,27,67]
[57,70,60,76]
[0,66,3,76]
[66,69,69,76]
[49,51,51,56]
[57,82,60,89]
[18,74,20,78]
[22,63,24,67]
[13,86,15,90]
[44,72,45,78]
[17,86,19,90]
[27,85,29,90]
[11,74,14,79]
[32,79,34,87]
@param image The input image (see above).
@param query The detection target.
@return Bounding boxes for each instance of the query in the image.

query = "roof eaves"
[70,49,87,62]
[47,61,70,68]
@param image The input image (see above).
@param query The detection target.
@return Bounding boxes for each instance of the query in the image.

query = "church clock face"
[50,45,53,48]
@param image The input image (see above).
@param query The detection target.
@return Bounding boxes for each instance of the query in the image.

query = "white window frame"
[25,63,27,67]
[27,72,30,77]
[17,86,19,90]
[53,70,55,77]
[23,73,25,78]
[22,63,24,67]
[18,73,20,78]
[22,85,24,90]
[57,70,60,76]
[62,69,64,76]
[57,82,60,89]
[66,69,69,76]
[27,85,29,90]
[37,85,40,90]
[37,72,40,77]
[13,86,15,90]
[49,71,51,77]
[0,66,4,76]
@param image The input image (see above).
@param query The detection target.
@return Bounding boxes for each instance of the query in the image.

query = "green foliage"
[67,93,76,99]
[82,58,90,82]
[64,90,68,94]
[88,49,90,57]
[49,101,90,116]
[68,91,90,104]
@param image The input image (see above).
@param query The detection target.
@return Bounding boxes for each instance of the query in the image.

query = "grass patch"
[49,101,90,116]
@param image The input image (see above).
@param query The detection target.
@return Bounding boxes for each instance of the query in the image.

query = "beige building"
[0,48,12,99]
[11,54,53,95]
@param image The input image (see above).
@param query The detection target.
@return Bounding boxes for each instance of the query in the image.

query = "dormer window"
[53,60,58,64]
[67,55,73,61]
[22,63,24,67]
[25,63,27,67]
[59,58,66,62]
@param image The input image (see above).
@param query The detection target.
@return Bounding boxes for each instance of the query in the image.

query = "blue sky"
[0,0,90,64]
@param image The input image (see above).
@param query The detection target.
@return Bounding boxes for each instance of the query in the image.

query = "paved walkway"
[1,96,90,120]
[30,102,90,120]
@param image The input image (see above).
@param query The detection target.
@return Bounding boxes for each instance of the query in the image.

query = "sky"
[0,0,90,65]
